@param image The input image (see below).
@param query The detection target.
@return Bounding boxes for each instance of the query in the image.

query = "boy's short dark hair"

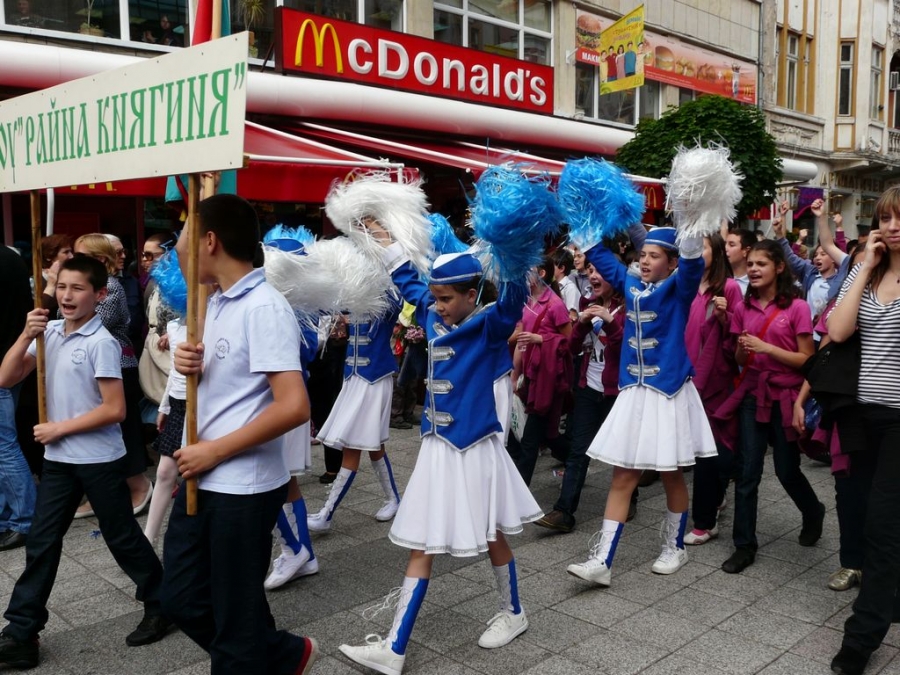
[551,248,575,276]
[199,194,260,263]
[729,227,756,250]
[63,255,109,291]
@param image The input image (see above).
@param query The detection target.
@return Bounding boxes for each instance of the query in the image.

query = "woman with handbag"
[714,240,822,575]
[828,187,900,675]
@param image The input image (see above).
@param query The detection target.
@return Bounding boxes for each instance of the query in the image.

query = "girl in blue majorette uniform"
[337,169,556,675]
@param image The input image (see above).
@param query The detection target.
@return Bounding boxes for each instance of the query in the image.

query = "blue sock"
[669,510,689,550]
[291,497,315,561]
[600,519,624,568]
[275,506,300,555]
[324,468,356,521]
[389,577,429,655]
[492,559,522,615]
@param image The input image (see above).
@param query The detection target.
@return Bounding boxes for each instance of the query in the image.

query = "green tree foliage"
[615,95,782,222]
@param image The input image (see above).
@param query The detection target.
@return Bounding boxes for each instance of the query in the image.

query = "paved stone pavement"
[2,423,899,675]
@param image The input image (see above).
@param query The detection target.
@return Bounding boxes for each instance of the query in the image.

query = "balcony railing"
[890,129,900,156]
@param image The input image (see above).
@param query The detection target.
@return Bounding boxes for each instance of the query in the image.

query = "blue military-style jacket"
[585,243,704,398]
[388,257,526,451]
[343,294,402,383]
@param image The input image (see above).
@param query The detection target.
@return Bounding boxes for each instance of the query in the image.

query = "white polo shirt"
[195,268,302,495]
[28,315,126,464]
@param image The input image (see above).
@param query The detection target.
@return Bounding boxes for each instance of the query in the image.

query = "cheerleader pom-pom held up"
[429,213,469,256]
[324,172,433,277]
[470,164,563,283]
[666,144,743,241]
[151,248,187,316]
[557,158,645,250]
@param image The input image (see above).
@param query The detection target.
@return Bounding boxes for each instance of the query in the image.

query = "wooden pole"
[184,175,201,515]
[29,190,47,425]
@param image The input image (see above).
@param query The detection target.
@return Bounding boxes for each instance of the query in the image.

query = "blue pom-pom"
[151,249,188,316]
[471,164,563,282]
[428,213,468,256]
[263,225,315,249]
[558,158,645,248]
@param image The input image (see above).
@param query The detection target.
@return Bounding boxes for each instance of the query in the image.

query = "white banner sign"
[0,33,248,193]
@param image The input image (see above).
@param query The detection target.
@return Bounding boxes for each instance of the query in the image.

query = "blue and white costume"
[316,296,402,452]
[384,245,543,556]
[584,234,717,471]
[283,318,319,475]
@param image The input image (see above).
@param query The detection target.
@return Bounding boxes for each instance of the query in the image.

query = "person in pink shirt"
[508,257,573,485]
[714,240,822,574]
[682,234,742,545]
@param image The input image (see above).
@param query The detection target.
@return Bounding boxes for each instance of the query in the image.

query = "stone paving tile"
[652,586,747,627]
[751,584,854,625]
[717,606,819,649]
[552,586,645,628]
[674,629,784,675]
[608,606,710,651]
[562,628,668,675]
[756,652,837,675]
[638,653,731,675]
[444,636,552,675]
[518,607,604,654]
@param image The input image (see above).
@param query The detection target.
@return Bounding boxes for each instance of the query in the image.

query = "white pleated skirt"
[494,374,513,446]
[587,381,717,471]
[389,433,544,557]
[316,374,392,452]
[283,421,311,475]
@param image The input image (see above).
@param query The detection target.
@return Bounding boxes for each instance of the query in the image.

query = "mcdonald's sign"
[275,8,554,115]
[641,183,665,211]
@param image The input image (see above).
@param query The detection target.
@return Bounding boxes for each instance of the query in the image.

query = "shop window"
[775,25,811,113]
[1,0,131,38]
[678,87,694,107]
[433,0,552,65]
[290,0,402,30]
[575,63,662,127]
[785,32,798,109]
[838,42,854,116]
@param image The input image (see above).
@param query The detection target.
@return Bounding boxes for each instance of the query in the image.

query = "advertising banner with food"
[574,9,757,104]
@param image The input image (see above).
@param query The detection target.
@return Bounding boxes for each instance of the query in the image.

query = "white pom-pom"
[263,238,393,322]
[666,144,743,241]
[324,172,433,277]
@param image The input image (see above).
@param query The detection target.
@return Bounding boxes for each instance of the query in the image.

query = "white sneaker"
[683,526,719,546]
[375,498,400,522]
[307,510,332,533]
[264,547,311,590]
[477,610,528,649]
[339,634,405,675]
[297,557,319,577]
[651,546,688,575]
[566,557,612,586]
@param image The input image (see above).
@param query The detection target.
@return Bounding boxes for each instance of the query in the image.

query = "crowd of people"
[0,170,898,675]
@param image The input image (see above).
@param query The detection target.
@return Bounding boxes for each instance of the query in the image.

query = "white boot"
[479,560,528,648]
[566,520,623,587]
[651,510,688,575]
[307,468,356,533]
[372,456,401,522]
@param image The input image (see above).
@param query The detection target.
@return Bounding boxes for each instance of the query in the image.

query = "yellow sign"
[295,18,343,73]
[599,6,645,95]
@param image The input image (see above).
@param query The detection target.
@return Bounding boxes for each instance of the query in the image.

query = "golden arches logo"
[295,19,343,73]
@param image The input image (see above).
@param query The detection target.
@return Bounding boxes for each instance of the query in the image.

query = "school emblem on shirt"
[215,338,230,360]
[71,348,87,365]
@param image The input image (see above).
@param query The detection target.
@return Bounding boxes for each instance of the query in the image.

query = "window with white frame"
[785,32,799,110]
[575,63,661,126]
[838,42,854,116]
[871,46,884,120]
[433,0,552,65]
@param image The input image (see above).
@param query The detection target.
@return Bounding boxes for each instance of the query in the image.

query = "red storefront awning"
[60,122,404,202]
[291,123,568,177]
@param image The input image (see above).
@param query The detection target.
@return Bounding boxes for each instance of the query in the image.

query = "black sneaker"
[831,645,869,675]
[125,614,173,647]
[722,548,755,574]
[0,632,39,669]
[799,502,826,547]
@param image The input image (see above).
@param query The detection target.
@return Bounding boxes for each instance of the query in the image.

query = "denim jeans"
[0,385,35,535]
[691,441,733,531]
[732,395,821,551]
[554,386,614,518]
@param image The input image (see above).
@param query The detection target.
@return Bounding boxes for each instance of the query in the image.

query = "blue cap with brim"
[429,252,482,284]
[644,226,678,251]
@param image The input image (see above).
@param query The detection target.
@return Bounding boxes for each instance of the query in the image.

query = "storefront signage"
[575,10,757,104]
[276,8,553,114]
[0,34,248,193]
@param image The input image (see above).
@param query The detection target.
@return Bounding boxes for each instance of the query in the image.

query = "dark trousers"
[691,441,733,531]
[554,386,614,517]
[732,395,821,550]
[308,342,348,474]
[160,484,307,675]
[507,411,570,487]
[838,405,900,657]
[392,342,426,422]
[3,458,163,641]
[122,367,149,477]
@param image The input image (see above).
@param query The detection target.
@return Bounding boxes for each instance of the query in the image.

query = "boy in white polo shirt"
[0,255,169,669]
[160,194,318,674]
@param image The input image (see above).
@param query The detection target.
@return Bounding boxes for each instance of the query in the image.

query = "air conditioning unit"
[891,71,900,90]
